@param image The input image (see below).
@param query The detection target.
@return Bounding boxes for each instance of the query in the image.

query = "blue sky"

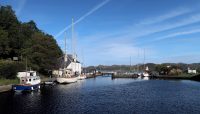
[1,0,200,66]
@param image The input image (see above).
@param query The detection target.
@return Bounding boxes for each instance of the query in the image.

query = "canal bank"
[0,85,12,93]
[0,79,19,92]
[0,77,54,93]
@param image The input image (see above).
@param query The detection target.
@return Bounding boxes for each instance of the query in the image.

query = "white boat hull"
[56,77,77,84]
[143,73,150,77]
[44,81,54,85]
[143,77,149,80]
[77,75,86,80]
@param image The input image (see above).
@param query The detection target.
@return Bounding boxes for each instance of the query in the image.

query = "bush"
[0,60,25,79]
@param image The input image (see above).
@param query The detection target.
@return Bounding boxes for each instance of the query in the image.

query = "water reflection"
[1,76,200,114]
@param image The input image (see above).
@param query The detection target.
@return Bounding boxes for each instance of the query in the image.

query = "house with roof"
[53,54,82,77]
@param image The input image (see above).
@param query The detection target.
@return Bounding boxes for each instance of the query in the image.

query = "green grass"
[177,73,197,78]
[0,78,19,86]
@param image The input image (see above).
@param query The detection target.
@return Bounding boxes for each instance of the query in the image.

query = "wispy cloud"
[78,7,200,65]
[151,54,200,63]
[155,28,200,41]
[132,13,200,39]
[82,12,200,48]
[137,8,193,25]
[82,8,200,43]
[55,0,110,38]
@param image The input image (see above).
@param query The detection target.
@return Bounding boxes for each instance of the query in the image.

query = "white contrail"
[16,0,26,15]
[55,0,110,38]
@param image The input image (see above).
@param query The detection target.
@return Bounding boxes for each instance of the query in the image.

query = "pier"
[101,71,117,77]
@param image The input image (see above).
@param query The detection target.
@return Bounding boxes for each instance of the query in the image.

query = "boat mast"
[26,57,27,76]
[64,32,67,63]
[81,49,85,74]
[143,48,146,70]
[129,56,131,72]
[72,18,77,74]
[72,18,76,60]
[137,50,139,73]
[64,31,67,75]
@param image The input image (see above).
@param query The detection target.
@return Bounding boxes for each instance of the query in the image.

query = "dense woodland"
[0,5,63,79]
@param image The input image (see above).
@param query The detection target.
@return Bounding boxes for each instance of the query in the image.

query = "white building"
[53,54,82,77]
[188,67,197,74]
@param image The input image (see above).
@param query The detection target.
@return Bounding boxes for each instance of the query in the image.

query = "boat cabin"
[17,71,41,85]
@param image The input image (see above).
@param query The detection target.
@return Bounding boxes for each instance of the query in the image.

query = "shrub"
[0,60,25,79]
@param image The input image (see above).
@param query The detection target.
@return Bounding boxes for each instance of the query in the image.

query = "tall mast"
[26,57,27,76]
[143,48,145,70]
[72,18,77,73]
[65,32,67,58]
[63,31,67,74]
[130,56,131,72]
[64,32,68,70]
[26,57,27,72]
[137,50,139,72]
[72,18,76,60]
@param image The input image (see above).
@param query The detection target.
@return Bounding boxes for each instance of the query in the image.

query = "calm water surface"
[1,76,200,114]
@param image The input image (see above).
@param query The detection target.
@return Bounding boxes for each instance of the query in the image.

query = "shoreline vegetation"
[0,5,62,81]
[0,5,62,93]
[0,78,19,86]
[0,78,18,93]
[112,74,199,79]
[0,73,200,93]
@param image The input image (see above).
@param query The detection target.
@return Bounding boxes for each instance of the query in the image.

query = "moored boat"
[12,70,41,92]
[56,77,77,84]
[55,18,82,84]
[142,72,150,77]
[44,81,55,85]
[77,74,86,80]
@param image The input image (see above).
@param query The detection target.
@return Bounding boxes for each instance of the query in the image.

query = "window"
[29,79,31,82]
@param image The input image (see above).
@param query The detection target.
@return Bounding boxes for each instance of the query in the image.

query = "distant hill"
[0,5,63,78]
[86,63,200,73]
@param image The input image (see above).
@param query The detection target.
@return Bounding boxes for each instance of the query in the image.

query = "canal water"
[1,76,200,114]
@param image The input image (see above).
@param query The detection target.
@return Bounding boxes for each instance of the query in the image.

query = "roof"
[57,54,80,69]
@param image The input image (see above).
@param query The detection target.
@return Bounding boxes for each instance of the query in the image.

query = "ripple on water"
[1,77,200,114]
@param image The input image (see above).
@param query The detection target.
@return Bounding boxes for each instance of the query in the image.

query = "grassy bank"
[111,73,200,80]
[0,78,19,86]
[155,73,198,80]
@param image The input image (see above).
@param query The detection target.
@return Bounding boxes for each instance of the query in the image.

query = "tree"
[0,27,9,58]
[0,5,63,78]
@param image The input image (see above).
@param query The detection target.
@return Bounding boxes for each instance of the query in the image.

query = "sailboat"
[56,18,82,84]
[142,49,150,78]
[56,39,78,83]
[56,32,78,84]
